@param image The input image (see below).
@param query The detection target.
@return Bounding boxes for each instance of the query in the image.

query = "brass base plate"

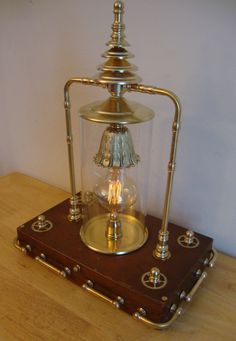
[80,214,148,255]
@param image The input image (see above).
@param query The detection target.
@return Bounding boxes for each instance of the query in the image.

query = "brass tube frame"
[129,84,181,260]
[64,79,181,260]
[64,78,105,221]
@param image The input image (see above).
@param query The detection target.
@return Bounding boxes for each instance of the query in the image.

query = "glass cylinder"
[79,118,153,254]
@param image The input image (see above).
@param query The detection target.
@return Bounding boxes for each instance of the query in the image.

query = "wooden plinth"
[17,197,213,325]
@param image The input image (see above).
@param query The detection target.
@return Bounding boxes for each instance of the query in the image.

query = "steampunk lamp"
[15,1,216,329]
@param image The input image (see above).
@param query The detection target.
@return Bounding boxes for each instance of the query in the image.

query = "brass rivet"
[161,296,168,302]
[73,264,81,273]
[170,304,177,313]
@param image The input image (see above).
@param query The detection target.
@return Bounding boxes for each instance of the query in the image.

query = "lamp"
[15,1,216,329]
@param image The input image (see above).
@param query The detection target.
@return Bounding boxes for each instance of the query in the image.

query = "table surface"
[0,173,235,341]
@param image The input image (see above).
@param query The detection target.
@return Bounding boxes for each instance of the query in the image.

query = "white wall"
[0,0,235,256]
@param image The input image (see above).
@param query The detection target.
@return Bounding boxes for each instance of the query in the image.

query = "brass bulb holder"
[94,124,140,168]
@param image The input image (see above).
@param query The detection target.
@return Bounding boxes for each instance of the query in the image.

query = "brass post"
[129,84,181,260]
[63,78,104,222]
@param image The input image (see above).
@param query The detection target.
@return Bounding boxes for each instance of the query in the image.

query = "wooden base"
[16,197,213,328]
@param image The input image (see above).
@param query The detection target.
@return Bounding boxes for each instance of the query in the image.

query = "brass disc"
[80,214,148,255]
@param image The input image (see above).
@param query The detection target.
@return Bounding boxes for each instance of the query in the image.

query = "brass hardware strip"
[133,307,183,330]
[185,271,207,302]
[208,248,217,268]
[64,78,105,222]
[35,255,67,278]
[82,280,124,308]
[129,84,181,260]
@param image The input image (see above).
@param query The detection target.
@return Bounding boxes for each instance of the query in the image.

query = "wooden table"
[0,173,235,341]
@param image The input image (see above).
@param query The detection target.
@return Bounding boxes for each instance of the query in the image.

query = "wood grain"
[0,173,236,341]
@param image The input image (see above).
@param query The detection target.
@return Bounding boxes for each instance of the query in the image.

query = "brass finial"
[108,1,127,48]
[95,1,141,87]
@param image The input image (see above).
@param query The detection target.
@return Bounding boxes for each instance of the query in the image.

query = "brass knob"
[38,215,47,229]
[31,214,53,232]
[184,230,195,244]
[149,267,161,285]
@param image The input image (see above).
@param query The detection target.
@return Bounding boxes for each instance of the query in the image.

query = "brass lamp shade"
[94,124,140,168]
[79,96,155,124]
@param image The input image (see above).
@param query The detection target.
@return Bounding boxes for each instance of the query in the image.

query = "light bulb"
[94,168,137,215]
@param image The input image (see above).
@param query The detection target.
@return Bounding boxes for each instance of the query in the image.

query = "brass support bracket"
[82,280,124,308]
[129,84,181,260]
[64,78,105,222]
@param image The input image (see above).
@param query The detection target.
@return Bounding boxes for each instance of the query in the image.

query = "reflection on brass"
[35,253,68,278]
[80,214,148,255]
[185,271,207,303]
[73,265,81,273]
[68,196,81,222]
[141,267,167,290]
[208,248,217,268]
[153,230,171,260]
[94,125,140,168]
[161,296,168,302]
[31,215,53,233]
[106,215,122,240]
[82,280,124,308]
[179,291,186,300]
[14,239,27,254]
[170,304,177,313]
[80,97,154,124]
[133,307,183,330]
[177,230,200,249]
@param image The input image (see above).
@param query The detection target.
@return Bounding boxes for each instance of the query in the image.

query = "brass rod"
[133,307,183,330]
[63,78,104,222]
[82,280,124,308]
[129,84,181,260]
[185,272,207,302]
[35,256,67,278]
